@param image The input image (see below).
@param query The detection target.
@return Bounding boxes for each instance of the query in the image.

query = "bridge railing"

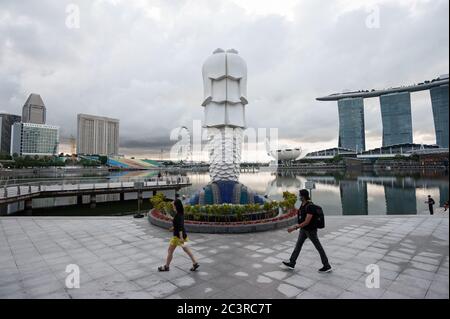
[0,176,191,200]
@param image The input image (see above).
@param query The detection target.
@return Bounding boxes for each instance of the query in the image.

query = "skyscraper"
[380,92,413,147]
[11,122,59,156]
[22,93,46,124]
[337,97,366,152]
[77,114,120,155]
[430,84,449,148]
[0,113,21,154]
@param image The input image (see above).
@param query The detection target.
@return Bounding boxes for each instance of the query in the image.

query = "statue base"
[189,181,265,205]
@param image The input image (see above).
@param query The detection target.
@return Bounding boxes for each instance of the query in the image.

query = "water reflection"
[1,169,448,216]
[384,185,417,215]
[339,180,368,216]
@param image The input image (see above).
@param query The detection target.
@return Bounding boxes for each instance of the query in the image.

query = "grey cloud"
[0,0,448,158]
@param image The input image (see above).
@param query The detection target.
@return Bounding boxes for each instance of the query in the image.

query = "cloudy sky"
[0,0,448,160]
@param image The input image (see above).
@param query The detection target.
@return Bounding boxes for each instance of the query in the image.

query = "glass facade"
[11,123,59,156]
[430,84,449,148]
[338,98,366,152]
[380,92,413,147]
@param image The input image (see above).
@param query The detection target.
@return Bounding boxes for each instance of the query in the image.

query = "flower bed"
[148,208,298,234]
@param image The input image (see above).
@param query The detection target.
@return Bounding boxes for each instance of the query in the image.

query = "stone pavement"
[0,214,448,299]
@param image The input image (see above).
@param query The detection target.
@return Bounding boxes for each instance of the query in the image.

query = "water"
[1,169,448,216]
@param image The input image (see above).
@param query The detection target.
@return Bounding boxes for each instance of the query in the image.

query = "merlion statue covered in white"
[188,48,264,205]
[202,48,248,128]
[202,48,248,183]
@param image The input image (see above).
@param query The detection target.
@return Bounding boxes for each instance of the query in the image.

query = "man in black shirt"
[282,189,332,273]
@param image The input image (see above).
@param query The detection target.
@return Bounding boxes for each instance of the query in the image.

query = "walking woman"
[158,194,200,272]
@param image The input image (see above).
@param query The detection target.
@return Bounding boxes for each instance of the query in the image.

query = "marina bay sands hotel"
[317,75,449,151]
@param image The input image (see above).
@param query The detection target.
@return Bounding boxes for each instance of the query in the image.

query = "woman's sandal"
[190,263,200,272]
[158,265,170,272]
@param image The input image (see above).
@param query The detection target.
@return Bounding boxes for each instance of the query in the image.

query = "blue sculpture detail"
[189,182,265,205]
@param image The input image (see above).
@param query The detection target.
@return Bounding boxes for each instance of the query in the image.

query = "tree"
[0,152,12,160]
[98,156,108,165]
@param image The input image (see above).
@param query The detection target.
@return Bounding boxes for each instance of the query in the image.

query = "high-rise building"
[77,114,119,155]
[430,84,449,148]
[380,92,413,147]
[0,113,21,154]
[22,93,46,124]
[11,122,59,156]
[337,98,366,152]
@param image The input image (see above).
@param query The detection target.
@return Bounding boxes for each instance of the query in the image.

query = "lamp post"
[133,181,145,218]
[305,181,316,200]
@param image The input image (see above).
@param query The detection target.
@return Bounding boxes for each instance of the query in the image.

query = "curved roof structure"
[317,76,449,101]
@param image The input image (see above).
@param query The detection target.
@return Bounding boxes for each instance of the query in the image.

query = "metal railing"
[0,176,191,200]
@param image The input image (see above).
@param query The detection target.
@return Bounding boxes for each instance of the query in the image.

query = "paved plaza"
[0,213,448,299]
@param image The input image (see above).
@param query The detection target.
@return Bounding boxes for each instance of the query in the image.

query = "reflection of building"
[265,174,302,197]
[384,186,417,215]
[339,180,368,215]
[0,113,21,154]
[439,184,449,207]
[77,114,120,155]
[430,84,449,148]
[22,93,46,124]
[380,92,413,146]
[338,98,365,152]
[11,122,59,156]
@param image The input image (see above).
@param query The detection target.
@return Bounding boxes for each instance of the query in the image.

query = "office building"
[77,114,119,155]
[11,122,59,156]
[0,113,21,154]
[380,92,413,147]
[22,93,46,124]
[430,84,449,148]
[337,98,366,152]
[317,75,449,149]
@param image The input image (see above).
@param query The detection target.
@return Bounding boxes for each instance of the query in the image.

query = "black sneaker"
[282,261,295,270]
[318,265,332,273]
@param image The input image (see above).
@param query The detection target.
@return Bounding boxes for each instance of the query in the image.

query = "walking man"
[283,189,332,273]
[426,195,436,215]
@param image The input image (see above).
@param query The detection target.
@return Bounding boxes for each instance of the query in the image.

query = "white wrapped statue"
[202,48,248,183]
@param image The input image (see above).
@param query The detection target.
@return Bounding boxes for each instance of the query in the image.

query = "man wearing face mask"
[282,189,332,273]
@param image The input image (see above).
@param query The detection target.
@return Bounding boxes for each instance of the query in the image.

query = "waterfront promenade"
[0,177,191,214]
[0,213,448,299]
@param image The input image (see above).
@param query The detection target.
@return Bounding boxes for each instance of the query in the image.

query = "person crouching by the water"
[158,194,199,272]
[426,195,436,215]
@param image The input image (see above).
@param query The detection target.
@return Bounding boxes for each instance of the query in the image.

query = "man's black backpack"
[307,203,325,229]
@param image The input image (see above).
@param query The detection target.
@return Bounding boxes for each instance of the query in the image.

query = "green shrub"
[280,191,297,210]
[150,193,167,212]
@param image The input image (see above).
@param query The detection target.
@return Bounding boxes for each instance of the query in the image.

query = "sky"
[0,0,448,161]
